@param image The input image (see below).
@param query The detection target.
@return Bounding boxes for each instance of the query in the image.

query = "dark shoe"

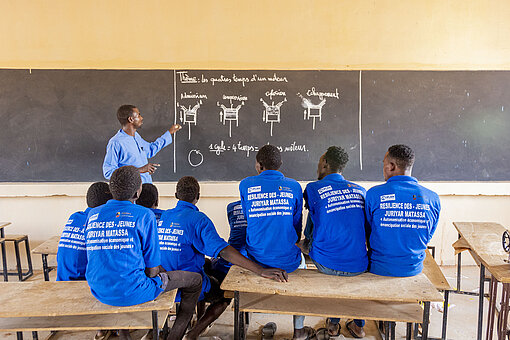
[325,318,341,337]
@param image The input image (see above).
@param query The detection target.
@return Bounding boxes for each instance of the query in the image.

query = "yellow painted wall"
[1,0,510,269]
[1,0,510,69]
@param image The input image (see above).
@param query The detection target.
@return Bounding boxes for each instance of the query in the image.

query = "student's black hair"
[109,166,142,201]
[256,144,282,170]
[324,146,349,172]
[176,176,200,203]
[136,183,159,209]
[117,104,137,126]
[86,182,112,208]
[387,144,415,170]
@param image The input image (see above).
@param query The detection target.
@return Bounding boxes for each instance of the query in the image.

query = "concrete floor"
[0,265,496,339]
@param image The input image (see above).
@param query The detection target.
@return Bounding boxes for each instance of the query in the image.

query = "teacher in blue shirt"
[103,104,181,183]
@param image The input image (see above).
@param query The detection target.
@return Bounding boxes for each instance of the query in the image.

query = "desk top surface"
[0,222,11,230]
[221,265,443,303]
[32,236,60,255]
[453,222,510,282]
[0,281,176,318]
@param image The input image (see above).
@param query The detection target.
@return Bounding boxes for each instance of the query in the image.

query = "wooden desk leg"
[152,310,159,340]
[477,264,486,340]
[456,233,462,292]
[234,291,240,340]
[42,254,49,281]
[31,331,38,340]
[406,323,412,340]
[384,321,389,339]
[239,308,246,340]
[487,276,498,340]
[442,290,450,340]
[1,241,7,282]
[422,301,431,340]
[499,283,510,340]
[390,322,396,340]
[16,331,23,340]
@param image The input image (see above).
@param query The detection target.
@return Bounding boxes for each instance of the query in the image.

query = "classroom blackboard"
[0,69,509,182]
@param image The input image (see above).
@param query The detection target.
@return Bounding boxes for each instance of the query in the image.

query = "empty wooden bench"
[0,222,33,281]
[221,265,443,340]
[0,281,176,339]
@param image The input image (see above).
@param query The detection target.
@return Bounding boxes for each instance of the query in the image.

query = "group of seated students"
[56,143,440,340]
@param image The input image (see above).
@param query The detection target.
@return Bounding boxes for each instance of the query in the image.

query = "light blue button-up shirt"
[103,129,172,183]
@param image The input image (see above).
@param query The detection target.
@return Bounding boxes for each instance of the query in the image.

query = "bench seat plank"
[238,292,423,323]
[221,265,443,303]
[0,311,169,331]
[32,236,60,255]
[422,249,452,291]
[0,282,176,318]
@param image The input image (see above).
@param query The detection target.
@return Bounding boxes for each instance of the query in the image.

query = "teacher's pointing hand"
[169,124,182,134]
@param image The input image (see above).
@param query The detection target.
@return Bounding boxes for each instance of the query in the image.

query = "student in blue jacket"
[85,166,202,340]
[365,145,441,277]
[102,104,182,183]
[136,183,164,222]
[57,182,112,281]
[158,176,287,340]
[304,146,368,338]
[239,145,310,339]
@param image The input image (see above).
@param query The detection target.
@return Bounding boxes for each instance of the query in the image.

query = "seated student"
[158,176,287,340]
[365,145,441,277]
[239,145,310,340]
[57,182,112,281]
[136,183,164,222]
[208,200,248,279]
[85,166,203,340]
[304,146,368,338]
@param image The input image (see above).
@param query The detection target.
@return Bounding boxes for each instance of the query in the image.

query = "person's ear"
[127,115,135,124]
[196,193,200,201]
[175,192,179,200]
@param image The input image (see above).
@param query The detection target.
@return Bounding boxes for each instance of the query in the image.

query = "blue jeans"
[312,258,365,328]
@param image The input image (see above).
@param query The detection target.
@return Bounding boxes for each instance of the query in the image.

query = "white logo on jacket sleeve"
[248,186,261,193]
[88,213,99,222]
[380,194,395,202]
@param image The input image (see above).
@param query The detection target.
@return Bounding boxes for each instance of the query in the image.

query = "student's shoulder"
[345,180,367,193]
[239,175,259,191]
[282,176,302,191]
[227,200,242,211]
[366,182,390,198]
[415,183,441,203]
[129,204,156,220]
[66,210,87,224]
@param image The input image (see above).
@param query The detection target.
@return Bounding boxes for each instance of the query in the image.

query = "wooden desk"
[32,236,60,281]
[0,281,176,339]
[453,222,510,340]
[0,223,10,282]
[221,265,442,340]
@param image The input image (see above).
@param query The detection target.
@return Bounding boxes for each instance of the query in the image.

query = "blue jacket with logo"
[365,176,441,277]
[304,174,368,273]
[239,170,303,273]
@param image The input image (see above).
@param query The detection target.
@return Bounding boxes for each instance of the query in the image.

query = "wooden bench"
[221,265,443,340]
[0,222,33,281]
[0,281,177,340]
[31,236,60,281]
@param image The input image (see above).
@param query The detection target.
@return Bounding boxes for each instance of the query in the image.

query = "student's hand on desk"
[138,163,160,174]
[169,124,182,134]
[260,268,288,282]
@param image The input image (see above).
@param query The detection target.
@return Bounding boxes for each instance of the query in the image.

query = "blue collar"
[387,175,418,183]
[258,170,284,178]
[118,129,139,138]
[176,200,199,211]
[322,173,345,182]
[105,199,136,206]
[84,207,92,214]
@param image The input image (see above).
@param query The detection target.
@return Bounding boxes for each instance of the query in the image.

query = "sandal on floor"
[345,320,365,339]
[261,322,277,339]
[325,318,341,337]
[315,328,330,340]
[94,330,112,340]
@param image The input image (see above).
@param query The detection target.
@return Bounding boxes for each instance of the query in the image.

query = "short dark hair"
[86,182,112,208]
[109,166,142,201]
[137,183,159,209]
[324,146,349,172]
[387,144,415,169]
[256,145,282,170]
[176,176,200,203]
[117,105,136,126]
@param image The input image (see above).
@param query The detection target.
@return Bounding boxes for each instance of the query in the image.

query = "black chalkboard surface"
[0,69,509,182]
